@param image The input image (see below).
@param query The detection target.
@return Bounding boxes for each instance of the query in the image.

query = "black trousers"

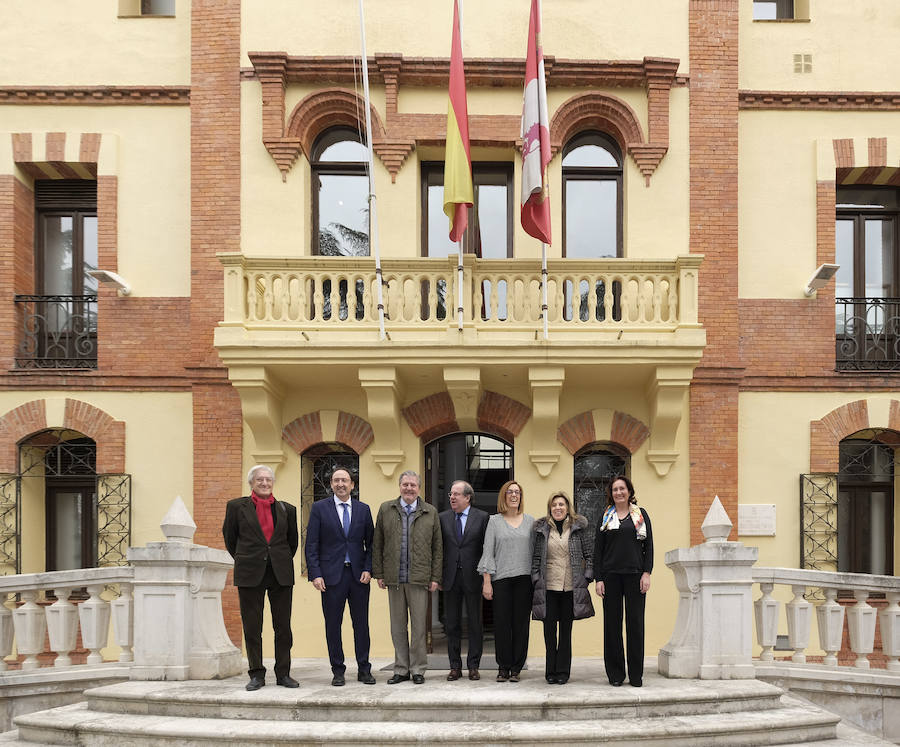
[492,574,531,674]
[543,590,574,678]
[602,572,645,685]
[238,562,293,679]
[444,579,484,670]
[322,564,371,676]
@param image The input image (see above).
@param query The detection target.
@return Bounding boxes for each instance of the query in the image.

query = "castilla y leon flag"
[520,0,551,245]
[443,0,473,242]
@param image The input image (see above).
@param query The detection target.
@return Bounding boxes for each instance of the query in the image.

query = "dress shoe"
[468,668,480,681]
[555,675,569,685]
[545,675,558,684]
[447,668,462,681]
[245,676,265,691]
[276,675,299,688]
[630,680,642,688]
[386,673,410,684]
[509,671,520,683]
[357,672,376,685]
[412,674,425,684]
[496,669,509,682]
[610,680,624,687]
[331,674,345,687]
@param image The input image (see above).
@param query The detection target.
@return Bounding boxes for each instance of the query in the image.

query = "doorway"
[424,432,513,658]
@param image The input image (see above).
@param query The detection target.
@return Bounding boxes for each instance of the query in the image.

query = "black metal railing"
[14,294,98,369]
[835,297,900,371]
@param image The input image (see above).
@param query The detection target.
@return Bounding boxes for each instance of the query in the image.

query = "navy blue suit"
[305,497,374,676]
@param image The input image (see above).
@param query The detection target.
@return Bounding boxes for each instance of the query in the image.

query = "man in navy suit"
[439,480,489,681]
[305,466,375,686]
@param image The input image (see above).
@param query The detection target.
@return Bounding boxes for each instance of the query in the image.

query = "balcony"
[14,295,98,370]
[217,254,703,352]
[835,298,900,372]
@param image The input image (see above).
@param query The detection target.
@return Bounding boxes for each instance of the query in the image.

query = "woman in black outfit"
[593,475,653,687]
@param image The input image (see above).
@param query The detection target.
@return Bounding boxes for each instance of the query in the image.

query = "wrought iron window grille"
[835,297,900,371]
[14,294,98,369]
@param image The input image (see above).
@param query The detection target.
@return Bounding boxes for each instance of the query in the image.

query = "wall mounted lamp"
[804,263,839,297]
[87,270,132,296]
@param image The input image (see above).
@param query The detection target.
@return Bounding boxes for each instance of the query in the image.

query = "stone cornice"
[0,86,190,105]
[246,53,685,89]
[740,90,900,110]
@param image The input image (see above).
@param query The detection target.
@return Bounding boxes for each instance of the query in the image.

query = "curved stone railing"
[0,567,134,670]
[220,253,702,332]
[753,567,900,671]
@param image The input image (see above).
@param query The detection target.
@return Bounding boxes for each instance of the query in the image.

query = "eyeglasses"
[506,489,521,495]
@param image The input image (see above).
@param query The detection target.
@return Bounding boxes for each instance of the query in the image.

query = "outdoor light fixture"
[87,269,132,296]
[803,263,839,297]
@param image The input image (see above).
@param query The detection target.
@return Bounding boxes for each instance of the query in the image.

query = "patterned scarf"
[250,491,275,543]
[599,503,646,540]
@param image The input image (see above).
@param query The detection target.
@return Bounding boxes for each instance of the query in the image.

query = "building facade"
[0,0,897,660]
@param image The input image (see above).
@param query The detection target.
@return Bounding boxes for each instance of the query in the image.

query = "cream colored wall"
[739,392,900,652]
[3,391,194,574]
[739,110,900,299]
[740,1,900,92]
[0,108,190,297]
[244,377,689,659]
[0,0,189,87]
[242,0,689,69]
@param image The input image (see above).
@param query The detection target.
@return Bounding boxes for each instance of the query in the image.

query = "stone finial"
[160,496,197,543]
[701,495,732,542]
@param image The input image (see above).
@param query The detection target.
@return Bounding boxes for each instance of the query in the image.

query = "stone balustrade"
[753,567,900,671]
[220,253,702,332]
[0,567,134,671]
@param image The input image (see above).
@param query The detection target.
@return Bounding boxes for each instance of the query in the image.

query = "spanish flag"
[443,0,473,242]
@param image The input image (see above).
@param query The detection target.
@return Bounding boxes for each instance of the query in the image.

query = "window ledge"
[752,18,811,23]
[117,14,176,18]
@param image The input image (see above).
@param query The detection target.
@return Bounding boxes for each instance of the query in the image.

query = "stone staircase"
[1,661,890,746]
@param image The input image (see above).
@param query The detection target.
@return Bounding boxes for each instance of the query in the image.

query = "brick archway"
[286,88,387,162]
[401,391,531,444]
[0,398,125,473]
[282,410,373,456]
[807,399,900,472]
[557,409,650,455]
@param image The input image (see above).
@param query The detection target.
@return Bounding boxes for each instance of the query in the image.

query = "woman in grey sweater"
[478,480,534,682]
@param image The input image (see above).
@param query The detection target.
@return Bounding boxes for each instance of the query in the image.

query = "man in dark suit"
[222,465,299,691]
[439,480,489,681]
[305,466,376,686]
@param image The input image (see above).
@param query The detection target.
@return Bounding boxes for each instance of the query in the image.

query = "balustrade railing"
[753,567,900,671]
[0,567,133,670]
[220,254,701,332]
[835,297,900,371]
[14,295,98,369]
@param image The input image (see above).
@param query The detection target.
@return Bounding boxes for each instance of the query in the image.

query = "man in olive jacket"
[372,470,442,684]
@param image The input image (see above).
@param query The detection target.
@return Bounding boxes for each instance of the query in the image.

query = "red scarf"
[250,491,275,543]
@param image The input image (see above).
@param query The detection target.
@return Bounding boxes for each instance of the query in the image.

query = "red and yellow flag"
[443,0,473,242]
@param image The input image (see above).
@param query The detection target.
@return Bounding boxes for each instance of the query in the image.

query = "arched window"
[311,128,370,256]
[562,132,623,258]
[573,442,629,536]
[838,430,895,574]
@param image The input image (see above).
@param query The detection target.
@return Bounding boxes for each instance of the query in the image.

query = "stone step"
[13,700,840,746]
[81,674,787,723]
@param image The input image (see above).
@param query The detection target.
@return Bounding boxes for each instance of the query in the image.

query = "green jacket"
[372,497,442,586]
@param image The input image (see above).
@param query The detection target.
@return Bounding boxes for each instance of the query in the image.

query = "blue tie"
[456,512,463,541]
[341,502,350,536]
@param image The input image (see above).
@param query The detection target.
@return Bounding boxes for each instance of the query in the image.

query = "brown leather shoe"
[447,668,462,681]
[468,668,480,681]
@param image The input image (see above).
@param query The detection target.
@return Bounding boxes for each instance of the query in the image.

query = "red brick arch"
[401,390,532,445]
[550,91,645,159]
[0,399,125,473]
[557,409,649,455]
[809,400,871,473]
[286,88,387,161]
[282,410,373,456]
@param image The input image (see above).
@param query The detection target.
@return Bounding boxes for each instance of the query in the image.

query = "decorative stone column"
[128,496,242,680]
[658,496,758,679]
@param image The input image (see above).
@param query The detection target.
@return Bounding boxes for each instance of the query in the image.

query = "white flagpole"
[358,0,386,340]
[541,242,548,339]
[457,0,465,332]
